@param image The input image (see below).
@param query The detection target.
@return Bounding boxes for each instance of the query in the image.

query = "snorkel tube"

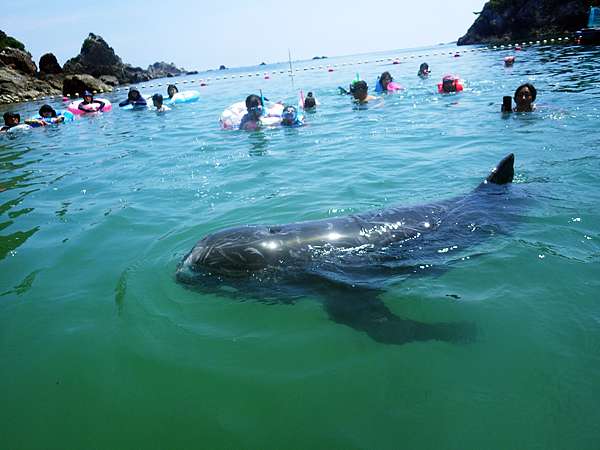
[259,89,266,117]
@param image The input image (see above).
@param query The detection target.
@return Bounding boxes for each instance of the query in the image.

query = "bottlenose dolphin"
[177,153,518,345]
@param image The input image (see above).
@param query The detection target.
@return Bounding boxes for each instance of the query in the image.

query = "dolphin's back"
[178,153,516,282]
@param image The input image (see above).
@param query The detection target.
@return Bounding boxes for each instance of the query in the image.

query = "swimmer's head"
[350,80,369,101]
[3,111,20,126]
[167,84,178,99]
[128,87,141,101]
[304,92,316,109]
[38,104,57,118]
[281,105,298,126]
[82,90,93,103]
[152,93,164,108]
[419,62,430,76]
[514,83,536,112]
[245,94,263,118]
[442,75,457,93]
[379,71,393,89]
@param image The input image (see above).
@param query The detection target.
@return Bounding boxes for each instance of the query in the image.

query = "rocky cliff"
[63,33,152,84]
[0,30,61,103]
[0,31,188,104]
[458,0,594,45]
[147,61,184,78]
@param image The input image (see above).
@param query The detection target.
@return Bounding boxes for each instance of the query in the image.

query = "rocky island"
[0,31,188,104]
[457,0,593,45]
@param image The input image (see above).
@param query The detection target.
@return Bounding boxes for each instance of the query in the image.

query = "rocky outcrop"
[0,30,188,104]
[0,30,25,52]
[458,0,592,45]
[0,47,37,75]
[0,67,60,104]
[99,75,119,86]
[147,61,184,79]
[62,74,111,96]
[63,33,152,84]
[0,31,61,103]
[39,53,62,74]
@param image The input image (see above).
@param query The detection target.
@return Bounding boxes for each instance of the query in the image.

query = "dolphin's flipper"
[486,153,515,185]
[321,287,476,345]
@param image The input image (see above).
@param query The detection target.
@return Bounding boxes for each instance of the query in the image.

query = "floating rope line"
[42,34,574,100]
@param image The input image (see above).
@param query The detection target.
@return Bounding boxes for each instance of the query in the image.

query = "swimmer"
[167,84,179,99]
[239,94,264,131]
[119,86,147,108]
[513,83,536,112]
[151,94,171,112]
[281,105,303,127]
[504,56,516,67]
[439,75,462,93]
[375,71,393,93]
[1,112,21,132]
[79,90,106,113]
[350,80,376,104]
[418,62,430,78]
[303,92,317,110]
[25,104,65,127]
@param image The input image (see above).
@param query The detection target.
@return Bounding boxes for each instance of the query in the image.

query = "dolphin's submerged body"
[177,154,520,345]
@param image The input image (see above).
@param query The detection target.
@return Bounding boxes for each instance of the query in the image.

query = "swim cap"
[83,90,93,97]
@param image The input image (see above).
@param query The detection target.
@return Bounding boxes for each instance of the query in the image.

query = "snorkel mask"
[281,106,298,125]
[248,104,263,118]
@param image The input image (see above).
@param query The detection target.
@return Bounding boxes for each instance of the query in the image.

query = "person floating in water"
[25,104,72,127]
[350,80,377,104]
[374,71,402,93]
[418,62,430,78]
[513,83,536,112]
[504,56,516,67]
[0,112,21,132]
[239,94,264,131]
[281,105,303,127]
[119,87,147,108]
[167,84,179,100]
[151,94,171,112]
[79,90,106,113]
[438,75,463,93]
[303,92,317,110]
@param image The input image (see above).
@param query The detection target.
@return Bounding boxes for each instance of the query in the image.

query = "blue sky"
[1,0,487,70]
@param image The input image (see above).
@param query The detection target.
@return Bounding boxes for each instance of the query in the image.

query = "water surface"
[1,43,600,449]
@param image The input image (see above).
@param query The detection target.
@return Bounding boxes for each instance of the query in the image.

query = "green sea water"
[1,43,599,449]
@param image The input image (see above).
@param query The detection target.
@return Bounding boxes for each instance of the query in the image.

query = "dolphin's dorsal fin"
[485,153,514,185]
